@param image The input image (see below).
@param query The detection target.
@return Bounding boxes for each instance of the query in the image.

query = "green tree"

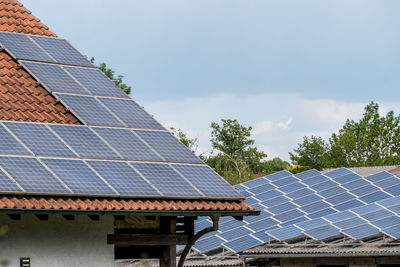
[260,157,290,175]
[205,119,267,184]
[90,58,132,94]
[327,102,400,167]
[289,135,329,170]
[170,127,198,153]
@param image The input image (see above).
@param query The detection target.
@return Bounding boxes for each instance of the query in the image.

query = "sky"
[20,0,400,161]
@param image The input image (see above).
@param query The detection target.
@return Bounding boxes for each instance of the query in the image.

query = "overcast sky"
[20,0,400,160]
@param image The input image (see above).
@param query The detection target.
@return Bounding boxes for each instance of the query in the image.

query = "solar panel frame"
[42,158,116,195]
[92,127,162,161]
[20,61,88,95]
[63,66,128,98]
[130,162,203,197]
[55,94,125,127]
[99,98,164,130]
[0,157,69,194]
[0,31,54,62]
[4,122,77,158]
[86,160,161,197]
[30,35,93,67]
[49,125,121,159]
[135,130,202,163]
[0,124,32,156]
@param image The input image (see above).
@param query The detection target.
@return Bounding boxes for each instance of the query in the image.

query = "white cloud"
[143,92,399,161]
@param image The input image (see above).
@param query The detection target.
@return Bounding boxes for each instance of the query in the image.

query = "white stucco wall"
[0,214,114,267]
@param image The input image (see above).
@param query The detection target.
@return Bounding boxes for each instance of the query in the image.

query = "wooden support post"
[160,245,176,267]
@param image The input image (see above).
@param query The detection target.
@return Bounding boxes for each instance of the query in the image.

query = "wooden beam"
[62,215,75,221]
[107,234,189,246]
[8,214,20,220]
[35,214,48,221]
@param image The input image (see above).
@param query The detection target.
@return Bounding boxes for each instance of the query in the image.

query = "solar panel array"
[0,121,240,198]
[193,168,400,253]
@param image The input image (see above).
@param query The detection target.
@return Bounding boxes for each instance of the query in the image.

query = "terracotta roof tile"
[0,0,56,36]
[0,195,254,213]
[0,51,81,124]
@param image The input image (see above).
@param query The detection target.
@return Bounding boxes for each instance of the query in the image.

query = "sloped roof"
[191,167,400,254]
[0,0,55,36]
[0,0,253,215]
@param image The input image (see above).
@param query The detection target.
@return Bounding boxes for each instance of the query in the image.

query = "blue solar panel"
[246,217,279,232]
[249,183,276,194]
[286,188,314,200]
[281,216,309,226]
[341,224,380,239]
[0,124,32,156]
[241,177,268,189]
[334,173,361,184]
[223,235,263,253]
[268,202,298,215]
[93,128,161,161]
[193,235,225,253]
[377,196,400,207]
[260,195,291,207]
[371,216,400,229]
[218,226,253,241]
[264,170,292,181]
[42,159,115,195]
[5,122,76,157]
[351,203,381,215]
[244,210,273,224]
[365,171,393,183]
[385,184,400,196]
[341,179,370,190]
[334,217,367,230]
[21,61,87,94]
[294,169,320,179]
[382,224,400,239]
[135,130,201,163]
[55,94,124,127]
[301,200,331,214]
[386,204,400,215]
[267,225,302,241]
[294,194,323,206]
[246,196,260,205]
[252,231,271,242]
[325,192,355,205]
[311,180,338,192]
[254,189,283,200]
[30,35,92,67]
[219,219,245,231]
[130,162,201,197]
[350,184,380,197]
[173,164,241,198]
[334,199,364,211]
[307,207,336,219]
[279,182,306,194]
[64,66,128,98]
[50,125,120,159]
[275,209,306,223]
[324,210,356,223]
[271,176,298,187]
[87,161,161,196]
[296,218,328,231]
[0,168,22,192]
[375,176,400,189]
[0,157,68,193]
[359,191,391,203]
[304,224,340,240]
[0,31,53,62]
[301,174,330,186]
[358,209,394,222]
[240,190,254,198]
[324,167,352,178]
[318,186,347,198]
[99,98,164,130]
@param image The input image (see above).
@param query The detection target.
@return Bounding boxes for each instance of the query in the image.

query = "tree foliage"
[170,127,198,153]
[290,102,400,170]
[90,57,132,94]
